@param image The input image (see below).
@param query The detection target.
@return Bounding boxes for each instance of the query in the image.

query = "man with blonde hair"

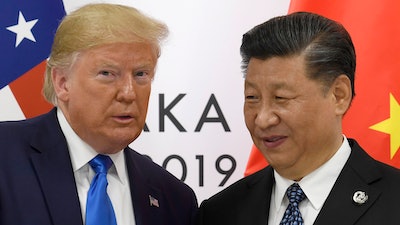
[0,3,197,225]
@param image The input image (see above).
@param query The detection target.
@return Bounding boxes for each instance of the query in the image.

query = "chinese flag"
[245,0,400,176]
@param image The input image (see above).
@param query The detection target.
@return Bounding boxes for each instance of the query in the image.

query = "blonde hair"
[43,3,169,105]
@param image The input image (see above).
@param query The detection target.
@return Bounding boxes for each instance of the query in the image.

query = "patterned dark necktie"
[279,183,306,225]
[86,154,117,225]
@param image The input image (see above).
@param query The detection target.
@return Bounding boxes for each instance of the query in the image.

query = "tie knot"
[89,154,113,174]
[286,183,305,204]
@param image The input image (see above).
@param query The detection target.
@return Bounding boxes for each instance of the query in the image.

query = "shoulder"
[197,167,272,224]
[124,147,196,195]
[0,108,57,135]
[341,139,400,222]
[124,147,198,224]
[0,110,56,149]
[347,138,400,183]
[202,166,272,205]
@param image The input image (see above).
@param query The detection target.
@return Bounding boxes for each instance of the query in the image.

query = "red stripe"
[9,60,52,119]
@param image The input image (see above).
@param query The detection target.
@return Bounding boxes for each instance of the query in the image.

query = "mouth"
[117,115,133,119]
[262,135,287,148]
[113,114,135,124]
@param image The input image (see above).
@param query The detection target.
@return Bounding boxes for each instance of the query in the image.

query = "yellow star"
[369,93,400,159]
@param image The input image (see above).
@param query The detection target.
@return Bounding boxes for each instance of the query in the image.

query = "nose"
[254,104,280,130]
[116,74,136,102]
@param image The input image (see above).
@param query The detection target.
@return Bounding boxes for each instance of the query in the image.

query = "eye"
[95,69,118,82]
[244,88,259,102]
[245,94,260,103]
[275,95,293,103]
[134,70,153,84]
[275,96,286,100]
[135,71,147,77]
[99,70,112,76]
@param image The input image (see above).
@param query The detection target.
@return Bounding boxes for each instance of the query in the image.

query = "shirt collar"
[273,136,351,211]
[57,108,127,185]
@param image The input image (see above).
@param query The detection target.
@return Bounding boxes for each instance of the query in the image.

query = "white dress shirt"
[268,136,351,225]
[57,109,136,225]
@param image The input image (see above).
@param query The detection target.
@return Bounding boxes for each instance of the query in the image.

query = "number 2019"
[147,154,237,187]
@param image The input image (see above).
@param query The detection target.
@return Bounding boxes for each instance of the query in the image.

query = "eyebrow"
[271,82,290,90]
[245,79,292,91]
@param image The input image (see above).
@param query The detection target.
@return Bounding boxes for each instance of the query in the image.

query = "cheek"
[138,86,151,103]
[135,87,151,116]
[68,86,113,117]
[243,107,256,129]
[289,102,332,139]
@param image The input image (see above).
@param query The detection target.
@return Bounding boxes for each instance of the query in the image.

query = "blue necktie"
[86,155,117,225]
[279,183,306,225]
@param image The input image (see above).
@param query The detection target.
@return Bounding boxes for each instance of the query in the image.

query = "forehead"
[74,42,158,66]
[244,55,309,88]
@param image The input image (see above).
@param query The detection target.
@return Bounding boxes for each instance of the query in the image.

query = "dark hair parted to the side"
[240,12,356,98]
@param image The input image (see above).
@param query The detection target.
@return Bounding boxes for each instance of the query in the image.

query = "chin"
[115,136,137,147]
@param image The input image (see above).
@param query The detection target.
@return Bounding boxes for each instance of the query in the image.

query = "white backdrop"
[0,0,291,202]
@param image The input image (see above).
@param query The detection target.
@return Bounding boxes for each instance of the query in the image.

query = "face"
[53,42,158,154]
[244,55,349,180]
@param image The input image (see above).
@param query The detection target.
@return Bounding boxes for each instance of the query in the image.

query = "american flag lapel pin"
[149,195,159,207]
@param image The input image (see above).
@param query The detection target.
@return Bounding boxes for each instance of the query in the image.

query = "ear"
[332,74,352,115]
[51,67,70,102]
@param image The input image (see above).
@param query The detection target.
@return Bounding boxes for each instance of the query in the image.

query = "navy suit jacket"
[197,139,400,225]
[0,108,198,225]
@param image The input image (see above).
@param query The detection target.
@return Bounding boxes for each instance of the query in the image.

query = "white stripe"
[0,86,26,121]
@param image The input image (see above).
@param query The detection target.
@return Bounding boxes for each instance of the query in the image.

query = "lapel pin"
[353,191,368,205]
[149,195,160,207]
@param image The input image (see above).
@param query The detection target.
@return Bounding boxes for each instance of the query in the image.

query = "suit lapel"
[314,139,382,225]
[236,167,274,225]
[30,109,83,225]
[125,149,161,225]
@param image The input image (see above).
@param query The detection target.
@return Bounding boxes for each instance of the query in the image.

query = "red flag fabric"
[9,61,53,118]
[245,0,400,176]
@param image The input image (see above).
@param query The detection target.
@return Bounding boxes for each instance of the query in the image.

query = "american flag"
[0,0,65,119]
[149,195,159,207]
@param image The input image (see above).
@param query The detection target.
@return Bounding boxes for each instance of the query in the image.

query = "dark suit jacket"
[197,139,400,225]
[0,108,198,225]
